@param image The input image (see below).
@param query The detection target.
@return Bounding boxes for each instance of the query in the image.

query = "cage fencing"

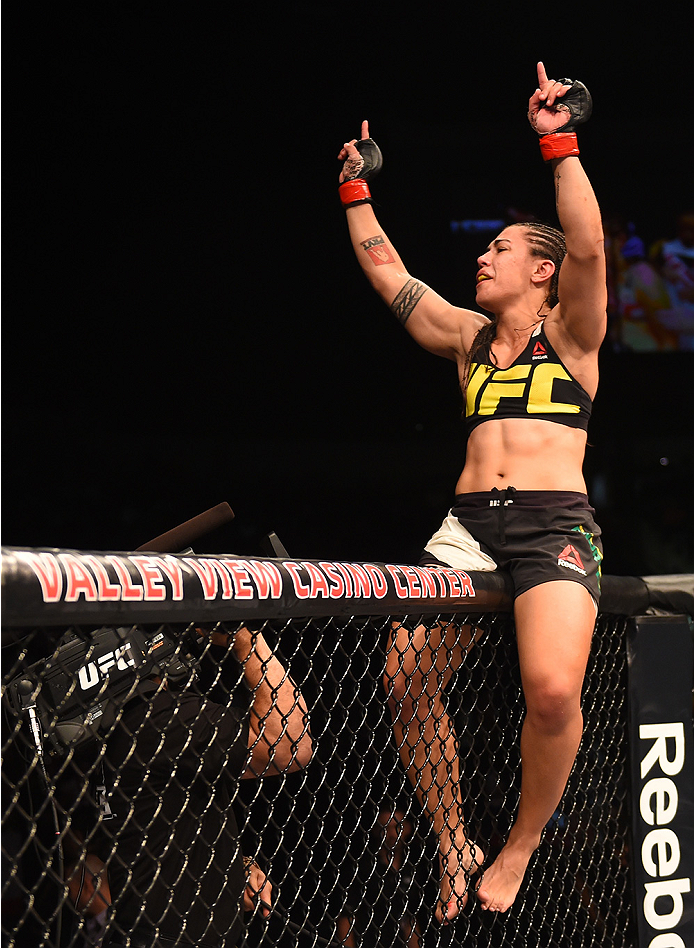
[1,546,662,947]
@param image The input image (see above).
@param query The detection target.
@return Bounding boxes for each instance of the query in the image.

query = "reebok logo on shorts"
[557,544,587,575]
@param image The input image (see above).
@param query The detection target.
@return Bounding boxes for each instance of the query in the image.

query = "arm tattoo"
[390,278,428,326]
[360,234,395,266]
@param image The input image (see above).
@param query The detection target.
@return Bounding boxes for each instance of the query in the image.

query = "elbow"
[567,234,605,265]
[288,713,313,770]
[588,235,606,262]
[293,729,314,770]
[365,265,410,302]
[275,711,314,774]
[271,731,312,776]
[286,693,313,769]
[245,723,313,778]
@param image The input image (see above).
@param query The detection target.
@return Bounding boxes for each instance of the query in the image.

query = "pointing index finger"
[361,119,369,140]
[536,61,548,87]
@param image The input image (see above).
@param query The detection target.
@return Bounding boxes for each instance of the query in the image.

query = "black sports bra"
[465,323,592,433]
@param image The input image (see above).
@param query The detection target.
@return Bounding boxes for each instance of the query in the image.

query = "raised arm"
[338,122,486,361]
[529,63,607,352]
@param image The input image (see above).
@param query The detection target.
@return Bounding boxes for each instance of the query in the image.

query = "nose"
[477,250,491,268]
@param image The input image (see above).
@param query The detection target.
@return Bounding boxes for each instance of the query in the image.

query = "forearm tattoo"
[390,279,428,326]
[360,234,395,266]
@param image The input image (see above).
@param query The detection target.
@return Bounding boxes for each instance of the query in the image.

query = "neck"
[493,312,545,345]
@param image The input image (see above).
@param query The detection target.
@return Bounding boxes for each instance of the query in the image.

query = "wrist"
[231,626,270,661]
[339,178,372,209]
[539,132,580,162]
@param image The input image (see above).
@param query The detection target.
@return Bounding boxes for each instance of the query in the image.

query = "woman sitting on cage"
[336,61,606,921]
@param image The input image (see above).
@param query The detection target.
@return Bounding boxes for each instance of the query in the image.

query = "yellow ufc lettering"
[465,363,491,417]
[527,363,580,414]
[467,361,582,417]
[476,365,530,415]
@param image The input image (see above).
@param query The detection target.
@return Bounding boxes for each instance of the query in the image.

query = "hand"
[244,861,272,917]
[528,62,572,135]
[193,624,230,649]
[338,120,370,183]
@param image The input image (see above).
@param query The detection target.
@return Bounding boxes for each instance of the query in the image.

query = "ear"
[531,259,556,287]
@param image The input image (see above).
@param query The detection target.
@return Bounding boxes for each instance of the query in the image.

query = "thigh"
[513,581,596,703]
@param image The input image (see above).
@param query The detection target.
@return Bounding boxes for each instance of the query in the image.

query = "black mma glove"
[339,137,383,208]
[534,79,593,161]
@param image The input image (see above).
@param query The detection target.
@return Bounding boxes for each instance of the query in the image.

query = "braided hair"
[463,222,567,392]
[515,221,567,310]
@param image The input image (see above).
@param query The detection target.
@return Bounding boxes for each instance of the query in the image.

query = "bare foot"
[476,841,534,912]
[436,838,484,923]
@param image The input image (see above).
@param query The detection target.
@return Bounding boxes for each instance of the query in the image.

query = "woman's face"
[475,226,547,312]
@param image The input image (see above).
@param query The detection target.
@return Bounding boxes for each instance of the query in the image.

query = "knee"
[383,647,413,705]
[383,631,423,706]
[524,679,583,734]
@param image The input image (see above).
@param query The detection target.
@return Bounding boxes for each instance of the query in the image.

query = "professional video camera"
[4,624,197,756]
[4,502,243,756]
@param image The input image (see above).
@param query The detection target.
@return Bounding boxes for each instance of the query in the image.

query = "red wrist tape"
[339,178,372,208]
[539,132,580,162]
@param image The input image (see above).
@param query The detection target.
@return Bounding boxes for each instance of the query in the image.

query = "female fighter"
[337,62,606,921]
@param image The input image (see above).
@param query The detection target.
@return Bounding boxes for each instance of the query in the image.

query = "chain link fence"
[2,548,637,947]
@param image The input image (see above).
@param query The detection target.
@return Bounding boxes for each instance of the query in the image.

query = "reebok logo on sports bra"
[465,324,592,433]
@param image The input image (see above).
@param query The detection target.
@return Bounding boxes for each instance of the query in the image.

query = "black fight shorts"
[420,487,603,605]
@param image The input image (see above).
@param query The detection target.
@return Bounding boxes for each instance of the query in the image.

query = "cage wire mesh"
[2,610,635,947]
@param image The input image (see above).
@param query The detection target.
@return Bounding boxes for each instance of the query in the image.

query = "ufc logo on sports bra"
[466,362,582,417]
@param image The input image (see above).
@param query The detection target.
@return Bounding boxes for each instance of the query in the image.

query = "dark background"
[4,7,693,575]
